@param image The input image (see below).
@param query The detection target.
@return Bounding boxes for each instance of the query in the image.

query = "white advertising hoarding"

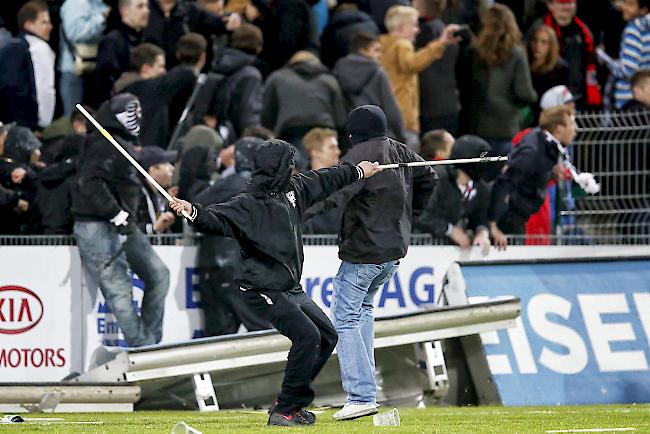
[2,243,649,381]
[0,247,82,381]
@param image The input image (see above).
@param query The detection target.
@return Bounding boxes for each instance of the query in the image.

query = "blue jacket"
[58,0,108,74]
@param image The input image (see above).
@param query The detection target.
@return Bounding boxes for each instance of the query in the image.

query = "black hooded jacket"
[334,53,405,141]
[71,103,141,222]
[190,139,362,291]
[261,60,347,139]
[194,137,261,269]
[306,105,437,263]
[212,47,263,136]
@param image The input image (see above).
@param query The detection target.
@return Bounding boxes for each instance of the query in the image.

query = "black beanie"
[347,105,387,145]
[449,135,491,181]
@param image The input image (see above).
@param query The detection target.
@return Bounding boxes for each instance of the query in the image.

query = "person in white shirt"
[20,0,56,129]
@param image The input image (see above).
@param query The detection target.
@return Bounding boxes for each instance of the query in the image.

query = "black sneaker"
[297,409,316,425]
[267,411,302,426]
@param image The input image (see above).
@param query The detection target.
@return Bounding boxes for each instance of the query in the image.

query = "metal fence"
[0,233,441,246]
[562,110,650,244]
[1,111,648,247]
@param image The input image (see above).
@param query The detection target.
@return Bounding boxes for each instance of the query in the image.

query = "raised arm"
[295,161,382,212]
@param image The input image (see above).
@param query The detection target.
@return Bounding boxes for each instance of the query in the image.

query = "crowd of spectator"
[0,0,648,244]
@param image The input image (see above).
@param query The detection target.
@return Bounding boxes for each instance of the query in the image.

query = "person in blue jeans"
[71,93,169,347]
[306,105,437,420]
[170,139,383,426]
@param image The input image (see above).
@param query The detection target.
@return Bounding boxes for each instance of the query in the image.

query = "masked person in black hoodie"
[169,139,382,427]
[72,93,170,347]
[305,105,437,421]
[193,136,271,336]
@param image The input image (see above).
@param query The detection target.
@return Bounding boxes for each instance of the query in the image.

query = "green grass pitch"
[2,405,649,433]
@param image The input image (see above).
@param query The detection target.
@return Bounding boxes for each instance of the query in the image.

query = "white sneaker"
[333,402,379,420]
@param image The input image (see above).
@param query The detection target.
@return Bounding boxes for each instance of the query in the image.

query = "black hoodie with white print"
[189,139,362,291]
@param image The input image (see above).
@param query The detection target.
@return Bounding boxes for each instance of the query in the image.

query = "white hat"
[540,85,580,110]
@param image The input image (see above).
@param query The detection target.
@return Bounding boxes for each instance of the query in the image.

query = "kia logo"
[0,286,44,334]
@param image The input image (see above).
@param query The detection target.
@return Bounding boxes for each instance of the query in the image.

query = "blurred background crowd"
[0,0,647,241]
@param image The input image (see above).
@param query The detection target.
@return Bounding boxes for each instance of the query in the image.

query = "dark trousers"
[198,267,271,336]
[498,210,528,245]
[242,287,338,413]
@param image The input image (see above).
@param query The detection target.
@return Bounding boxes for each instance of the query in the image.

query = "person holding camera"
[72,93,170,347]
[379,5,460,152]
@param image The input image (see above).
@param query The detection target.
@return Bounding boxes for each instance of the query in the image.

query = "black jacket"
[256,0,320,73]
[413,165,489,238]
[144,0,227,67]
[115,65,197,148]
[262,60,347,139]
[212,47,263,136]
[194,171,249,268]
[308,137,437,264]
[0,34,38,130]
[415,17,461,119]
[334,54,405,141]
[190,139,361,291]
[71,103,142,222]
[488,127,562,222]
[95,22,143,105]
[320,9,379,69]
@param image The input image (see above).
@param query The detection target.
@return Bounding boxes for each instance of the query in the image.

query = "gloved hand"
[110,210,135,235]
[575,172,600,195]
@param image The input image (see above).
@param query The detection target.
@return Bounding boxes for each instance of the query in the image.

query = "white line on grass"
[546,428,636,433]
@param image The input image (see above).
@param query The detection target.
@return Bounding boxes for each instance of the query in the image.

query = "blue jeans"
[59,71,84,117]
[74,221,170,346]
[332,260,399,404]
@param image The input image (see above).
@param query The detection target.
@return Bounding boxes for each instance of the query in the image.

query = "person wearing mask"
[305,105,437,420]
[193,136,272,336]
[113,38,201,147]
[169,140,383,427]
[72,93,170,347]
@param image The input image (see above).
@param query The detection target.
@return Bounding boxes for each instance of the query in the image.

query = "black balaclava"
[235,136,264,173]
[249,139,295,194]
[449,135,492,182]
[347,105,387,145]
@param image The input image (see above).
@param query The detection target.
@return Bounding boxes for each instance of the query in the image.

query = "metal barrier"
[566,110,650,244]
[0,232,641,246]
[0,233,443,246]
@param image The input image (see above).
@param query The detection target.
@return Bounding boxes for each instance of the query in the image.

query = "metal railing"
[561,110,650,244]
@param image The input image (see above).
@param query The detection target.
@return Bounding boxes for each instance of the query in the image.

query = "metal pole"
[377,156,508,170]
[167,73,207,150]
